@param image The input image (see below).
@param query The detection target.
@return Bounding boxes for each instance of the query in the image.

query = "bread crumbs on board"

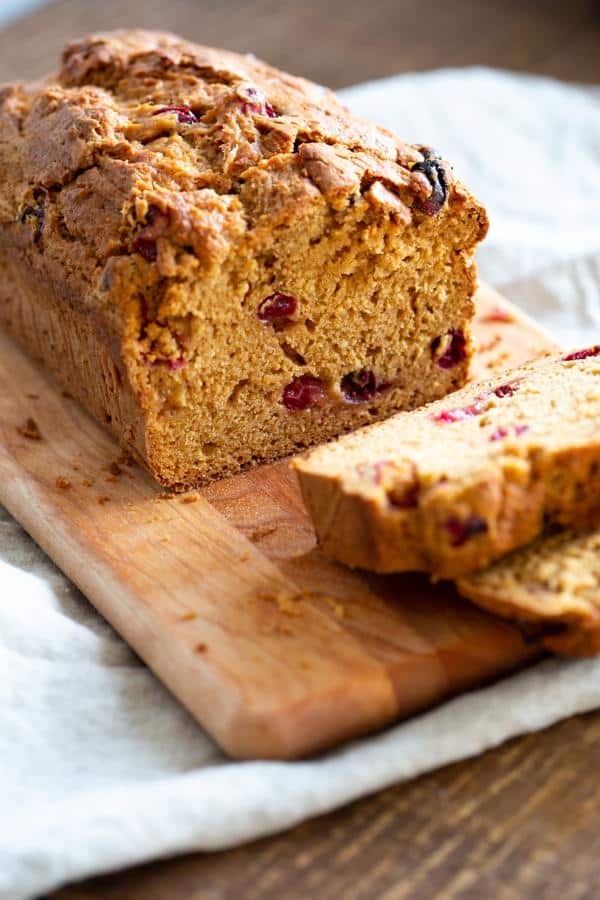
[17,417,42,440]
[115,450,135,467]
[177,610,197,622]
[249,524,277,542]
[259,590,302,616]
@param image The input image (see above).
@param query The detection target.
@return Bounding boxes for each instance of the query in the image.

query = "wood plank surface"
[0,285,550,760]
[0,0,592,895]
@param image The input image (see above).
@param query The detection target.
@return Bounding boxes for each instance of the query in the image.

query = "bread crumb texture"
[295,351,600,578]
[0,30,487,487]
[458,528,600,657]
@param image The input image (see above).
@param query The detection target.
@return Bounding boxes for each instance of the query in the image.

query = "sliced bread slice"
[457,528,600,657]
[294,349,600,577]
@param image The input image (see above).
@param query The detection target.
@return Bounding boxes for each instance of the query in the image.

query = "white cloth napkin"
[1,68,600,900]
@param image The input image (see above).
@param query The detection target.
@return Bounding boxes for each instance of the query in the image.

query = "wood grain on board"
[0,284,554,759]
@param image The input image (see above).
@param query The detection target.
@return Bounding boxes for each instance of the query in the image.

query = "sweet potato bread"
[0,30,487,487]
[294,349,600,578]
[458,527,600,657]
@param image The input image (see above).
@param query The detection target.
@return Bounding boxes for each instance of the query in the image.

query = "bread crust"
[0,30,487,487]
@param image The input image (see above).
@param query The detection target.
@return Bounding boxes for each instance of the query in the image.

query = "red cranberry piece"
[240,86,277,118]
[282,375,326,411]
[490,423,529,442]
[257,292,297,324]
[411,148,448,216]
[356,459,392,485]
[341,369,378,403]
[563,346,600,361]
[388,483,419,509]
[435,329,467,369]
[133,236,158,262]
[445,515,488,547]
[494,382,519,398]
[152,105,198,124]
[432,396,488,424]
[144,354,187,371]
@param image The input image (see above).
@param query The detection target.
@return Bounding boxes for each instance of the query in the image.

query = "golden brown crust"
[0,30,487,487]
[1,29,436,247]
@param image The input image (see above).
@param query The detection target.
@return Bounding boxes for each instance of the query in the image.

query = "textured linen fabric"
[1,68,599,899]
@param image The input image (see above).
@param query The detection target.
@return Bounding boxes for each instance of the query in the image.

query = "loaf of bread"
[294,349,600,578]
[457,527,600,657]
[0,30,487,488]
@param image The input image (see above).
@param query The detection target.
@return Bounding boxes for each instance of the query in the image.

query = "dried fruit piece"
[493,382,519,398]
[132,236,157,262]
[152,105,198,124]
[341,369,378,403]
[257,292,297,324]
[132,206,169,261]
[411,148,449,216]
[433,382,519,424]
[144,353,187,372]
[432,397,488,424]
[388,483,419,509]
[167,357,187,372]
[239,86,277,118]
[489,423,529,442]
[356,459,392,485]
[434,329,467,369]
[445,515,488,547]
[282,375,326,411]
[563,346,600,362]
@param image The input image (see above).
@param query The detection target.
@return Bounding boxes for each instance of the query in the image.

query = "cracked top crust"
[0,30,459,277]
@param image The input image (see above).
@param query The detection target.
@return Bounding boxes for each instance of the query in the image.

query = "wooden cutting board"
[0,284,557,760]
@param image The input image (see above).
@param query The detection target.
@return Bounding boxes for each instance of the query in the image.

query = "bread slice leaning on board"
[457,527,600,657]
[294,348,600,579]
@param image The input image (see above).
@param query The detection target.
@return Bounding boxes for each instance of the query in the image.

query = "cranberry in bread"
[294,350,600,577]
[0,30,487,487]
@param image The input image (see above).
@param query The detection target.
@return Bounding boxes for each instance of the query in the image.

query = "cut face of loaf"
[457,528,600,657]
[0,30,487,488]
[294,350,600,578]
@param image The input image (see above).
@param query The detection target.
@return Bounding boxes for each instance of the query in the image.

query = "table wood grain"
[0,0,596,896]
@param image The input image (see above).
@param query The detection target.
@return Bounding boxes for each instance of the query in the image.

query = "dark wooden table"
[2,1,599,897]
